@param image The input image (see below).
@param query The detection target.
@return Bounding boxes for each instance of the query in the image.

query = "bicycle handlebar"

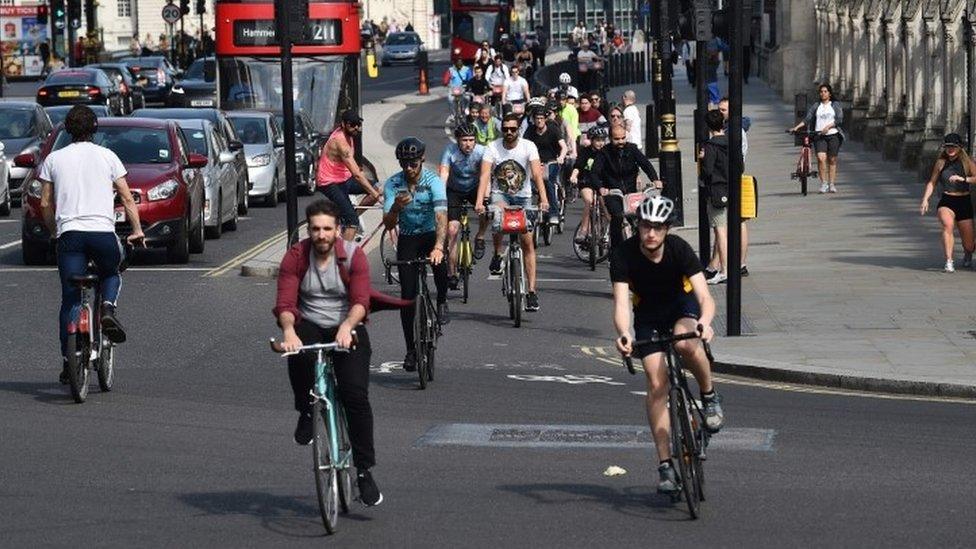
[386,258,432,267]
[269,330,358,356]
[618,330,704,375]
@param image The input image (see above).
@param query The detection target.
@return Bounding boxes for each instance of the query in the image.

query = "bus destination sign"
[233,19,342,47]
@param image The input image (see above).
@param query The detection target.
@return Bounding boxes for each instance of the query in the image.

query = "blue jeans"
[57,231,123,357]
[544,162,561,219]
[316,178,378,230]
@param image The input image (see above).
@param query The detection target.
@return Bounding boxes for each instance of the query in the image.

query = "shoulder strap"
[335,239,358,289]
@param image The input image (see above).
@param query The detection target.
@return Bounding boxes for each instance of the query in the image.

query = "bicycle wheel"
[312,402,340,534]
[426,300,436,382]
[380,228,399,285]
[65,333,90,403]
[511,257,522,328]
[414,298,428,389]
[461,265,470,304]
[588,213,598,271]
[572,220,588,261]
[336,406,353,514]
[96,338,114,392]
[556,185,566,234]
[799,149,809,196]
[541,219,552,246]
[670,383,702,519]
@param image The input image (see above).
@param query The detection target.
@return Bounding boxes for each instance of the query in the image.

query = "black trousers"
[604,194,627,250]
[397,231,448,350]
[288,321,375,470]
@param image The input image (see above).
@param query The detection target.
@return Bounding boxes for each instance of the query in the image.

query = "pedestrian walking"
[621,90,642,151]
[700,110,729,285]
[790,83,844,194]
[919,133,976,272]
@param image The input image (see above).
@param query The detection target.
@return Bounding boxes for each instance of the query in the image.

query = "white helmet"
[559,72,571,84]
[637,195,675,224]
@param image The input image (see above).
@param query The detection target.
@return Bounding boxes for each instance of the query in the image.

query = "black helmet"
[395,137,426,161]
[587,125,609,139]
[546,100,560,112]
[454,123,476,139]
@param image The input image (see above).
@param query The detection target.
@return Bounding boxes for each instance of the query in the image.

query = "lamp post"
[656,0,684,226]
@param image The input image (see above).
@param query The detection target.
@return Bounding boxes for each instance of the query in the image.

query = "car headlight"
[27,178,41,198]
[248,154,270,167]
[171,86,185,94]
[147,179,179,201]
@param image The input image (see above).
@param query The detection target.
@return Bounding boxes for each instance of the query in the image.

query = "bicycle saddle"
[71,274,100,285]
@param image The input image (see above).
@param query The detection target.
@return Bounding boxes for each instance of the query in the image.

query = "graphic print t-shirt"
[483,138,539,198]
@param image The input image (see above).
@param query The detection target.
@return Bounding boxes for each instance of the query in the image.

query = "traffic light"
[66,0,80,25]
[180,0,190,16]
[37,4,49,25]
[195,0,205,15]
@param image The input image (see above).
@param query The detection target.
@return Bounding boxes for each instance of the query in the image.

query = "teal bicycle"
[271,335,356,534]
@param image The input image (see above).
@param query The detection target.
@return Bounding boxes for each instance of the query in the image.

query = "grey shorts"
[707,202,727,228]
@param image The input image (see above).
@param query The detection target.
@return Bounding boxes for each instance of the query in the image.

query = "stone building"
[99,0,215,53]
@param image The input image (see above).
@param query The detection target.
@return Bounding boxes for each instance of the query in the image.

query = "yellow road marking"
[204,230,288,278]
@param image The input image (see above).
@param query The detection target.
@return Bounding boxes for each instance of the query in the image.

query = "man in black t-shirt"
[523,108,566,223]
[466,65,491,102]
[609,194,725,495]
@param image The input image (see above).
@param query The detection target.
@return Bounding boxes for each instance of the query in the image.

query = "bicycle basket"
[501,208,529,234]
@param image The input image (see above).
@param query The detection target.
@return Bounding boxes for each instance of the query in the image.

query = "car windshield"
[0,109,35,139]
[386,34,419,45]
[46,71,96,85]
[46,108,70,125]
[180,127,209,156]
[453,13,498,45]
[273,114,306,137]
[185,59,216,82]
[228,117,268,144]
[53,126,173,164]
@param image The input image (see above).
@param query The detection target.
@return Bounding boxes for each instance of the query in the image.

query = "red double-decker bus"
[451,0,512,64]
[214,0,362,133]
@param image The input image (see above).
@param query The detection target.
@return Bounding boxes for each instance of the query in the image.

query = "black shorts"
[937,193,974,221]
[814,134,842,157]
[633,293,702,359]
[447,188,480,221]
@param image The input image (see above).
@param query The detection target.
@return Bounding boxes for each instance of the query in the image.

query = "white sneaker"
[945,259,955,273]
[707,272,728,285]
[819,182,830,194]
[828,184,837,193]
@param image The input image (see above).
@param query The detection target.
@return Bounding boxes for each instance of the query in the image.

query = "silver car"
[0,102,52,203]
[0,141,9,216]
[226,111,285,207]
[177,119,239,238]
[381,32,425,66]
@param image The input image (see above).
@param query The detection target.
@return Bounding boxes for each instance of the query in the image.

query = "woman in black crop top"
[920,133,976,272]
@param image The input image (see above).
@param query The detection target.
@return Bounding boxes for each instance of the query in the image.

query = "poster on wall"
[0,6,49,77]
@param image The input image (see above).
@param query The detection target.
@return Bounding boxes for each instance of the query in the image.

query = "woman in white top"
[791,83,845,194]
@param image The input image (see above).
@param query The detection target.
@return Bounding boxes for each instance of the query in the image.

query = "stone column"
[899,0,926,170]
[917,0,946,178]
[768,0,818,101]
[850,0,871,139]
[882,0,906,160]
[967,2,976,155]
[864,0,889,151]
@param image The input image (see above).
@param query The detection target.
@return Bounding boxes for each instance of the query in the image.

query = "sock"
[701,390,716,401]
[659,459,672,468]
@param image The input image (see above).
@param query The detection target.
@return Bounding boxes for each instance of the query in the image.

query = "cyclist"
[522,105,567,225]
[592,124,663,249]
[466,65,491,105]
[475,112,549,312]
[789,82,844,193]
[446,58,472,110]
[551,72,579,101]
[486,55,510,108]
[37,105,144,384]
[570,125,609,244]
[274,199,383,507]
[576,94,607,147]
[502,64,530,115]
[920,133,976,272]
[557,91,580,147]
[382,137,449,371]
[610,194,725,494]
[473,102,501,146]
[317,110,383,242]
[438,123,489,281]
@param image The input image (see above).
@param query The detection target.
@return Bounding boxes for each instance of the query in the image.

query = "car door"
[269,116,285,182]
[220,115,248,187]
[211,127,234,218]
[174,126,203,221]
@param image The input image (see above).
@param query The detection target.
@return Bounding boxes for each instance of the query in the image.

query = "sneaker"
[702,392,725,433]
[574,235,588,246]
[489,254,503,275]
[59,359,70,385]
[438,302,450,325]
[704,267,718,280]
[828,184,837,193]
[964,253,973,269]
[945,259,955,273]
[657,462,679,494]
[294,411,314,445]
[548,214,560,225]
[525,291,540,312]
[474,238,486,260]
[402,350,417,372]
[706,272,727,285]
[819,182,829,194]
[740,265,749,277]
[357,469,383,507]
[100,303,127,344]
[447,274,459,291]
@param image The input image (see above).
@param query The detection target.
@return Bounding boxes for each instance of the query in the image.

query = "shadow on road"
[0,380,80,404]
[497,482,690,521]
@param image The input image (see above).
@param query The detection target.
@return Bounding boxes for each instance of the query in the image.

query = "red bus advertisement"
[214,0,362,133]
[450,0,511,64]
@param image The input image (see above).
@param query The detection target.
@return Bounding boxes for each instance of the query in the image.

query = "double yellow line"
[203,229,290,278]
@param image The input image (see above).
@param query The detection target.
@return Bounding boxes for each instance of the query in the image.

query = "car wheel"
[167,216,191,264]
[238,182,249,215]
[224,190,239,232]
[0,178,10,217]
[264,176,279,207]
[204,192,222,239]
[189,204,205,253]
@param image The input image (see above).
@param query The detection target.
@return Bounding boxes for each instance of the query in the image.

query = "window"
[117,0,131,18]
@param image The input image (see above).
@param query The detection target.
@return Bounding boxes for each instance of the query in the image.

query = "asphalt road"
[1,68,975,547]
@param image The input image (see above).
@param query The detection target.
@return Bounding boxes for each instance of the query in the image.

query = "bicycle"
[493,205,535,328]
[386,258,440,389]
[573,191,610,270]
[270,336,356,534]
[788,130,820,196]
[455,201,477,304]
[622,330,712,519]
[538,161,566,247]
[607,187,659,242]
[378,226,399,285]
[62,243,134,403]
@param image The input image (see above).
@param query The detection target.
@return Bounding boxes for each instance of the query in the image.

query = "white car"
[176,119,240,238]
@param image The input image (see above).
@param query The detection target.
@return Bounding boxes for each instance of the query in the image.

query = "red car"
[20,118,207,264]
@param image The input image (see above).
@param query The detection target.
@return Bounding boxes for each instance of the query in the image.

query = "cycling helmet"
[559,72,572,85]
[587,125,609,140]
[637,195,675,224]
[546,100,561,113]
[395,137,426,161]
[454,123,476,139]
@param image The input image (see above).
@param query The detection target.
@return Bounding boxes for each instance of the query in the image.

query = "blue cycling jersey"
[439,143,485,193]
[383,169,448,236]
[447,66,472,88]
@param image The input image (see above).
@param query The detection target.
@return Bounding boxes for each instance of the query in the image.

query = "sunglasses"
[610,114,622,118]
[502,126,520,133]
[399,159,422,169]
[346,122,362,128]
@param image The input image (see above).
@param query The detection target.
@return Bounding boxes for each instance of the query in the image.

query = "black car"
[167,57,217,108]
[119,56,179,104]
[43,104,113,126]
[130,107,251,215]
[270,110,321,194]
[87,62,146,113]
[0,102,53,203]
[36,69,124,115]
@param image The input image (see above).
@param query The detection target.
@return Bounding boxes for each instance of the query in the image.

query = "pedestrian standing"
[700,110,729,285]
[920,133,976,272]
[128,34,141,57]
[715,97,751,277]
[621,90,643,151]
[535,25,548,67]
[790,83,844,194]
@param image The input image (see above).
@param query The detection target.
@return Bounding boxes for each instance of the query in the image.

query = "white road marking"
[0,240,21,250]
[0,219,19,224]
[507,374,625,386]
[0,266,214,272]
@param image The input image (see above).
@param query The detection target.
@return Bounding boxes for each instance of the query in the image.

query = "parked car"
[0,102,53,204]
[176,119,239,239]
[130,107,250,215]
[0,142,9,216]
[270,109,321,194]
[225,111,285,207]
[87,62,147,113]
[119,56,179,104]
[19,118,207,265]
[36,68,124,115]
[168,57,217,108]
[381,32,424,66]
[43,104,112,127]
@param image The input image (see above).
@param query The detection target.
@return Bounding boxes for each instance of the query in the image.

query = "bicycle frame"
[67,281,102,364]
[311,347,353,473]
[791,131,820,196]
[500,231,526,299]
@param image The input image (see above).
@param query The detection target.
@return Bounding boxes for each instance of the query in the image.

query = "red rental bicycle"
[788,130,820,196]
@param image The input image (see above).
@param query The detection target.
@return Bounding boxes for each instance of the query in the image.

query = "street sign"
[162,3,182,24]
[69,17,81,29]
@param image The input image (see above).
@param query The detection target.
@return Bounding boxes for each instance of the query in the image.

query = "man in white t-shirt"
[502,64,530,111]
[622,90,643,150]
[38,105,144,383]
[475,112,548,312]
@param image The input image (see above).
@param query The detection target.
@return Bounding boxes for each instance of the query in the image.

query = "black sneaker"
[402,351,417,372]
[447,274,459,290]
[525,292,540,312]
[438,302,450,325]
[357,469,383,507]
[100,303,127,344]
[59,359,70,385]
[657,462,679,494]
[704,268,718,281]
[474,238,486,260]
[489,254,503,275]
[740,265,749,277]
[294,411,314,445]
